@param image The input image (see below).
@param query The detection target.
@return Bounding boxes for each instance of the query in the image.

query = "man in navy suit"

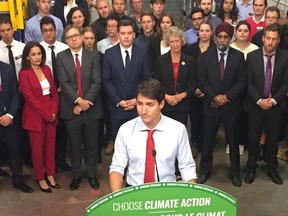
[102,19,152,152]
[0,61,33,193]
[197,23,246,187]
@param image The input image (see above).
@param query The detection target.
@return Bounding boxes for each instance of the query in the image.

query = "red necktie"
[144,130,155,183]
[219,52,225,80]
[75,54,83,98]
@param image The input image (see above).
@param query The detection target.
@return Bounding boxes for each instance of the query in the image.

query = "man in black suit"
[244,23,288,185]
[0,61,33,193]
[57,25,103,190]
[198,23,246,187]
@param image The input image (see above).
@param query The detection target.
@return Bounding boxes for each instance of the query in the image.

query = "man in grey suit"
[57,25,103,190]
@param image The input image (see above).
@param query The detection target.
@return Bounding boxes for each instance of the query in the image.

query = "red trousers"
[28,96,57,180]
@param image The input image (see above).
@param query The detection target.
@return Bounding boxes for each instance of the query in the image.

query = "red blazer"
[19,65,59,132]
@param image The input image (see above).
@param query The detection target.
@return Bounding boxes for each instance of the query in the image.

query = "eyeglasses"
[66,33,81,40]
[42,28,55,34]
[265,16,278,20]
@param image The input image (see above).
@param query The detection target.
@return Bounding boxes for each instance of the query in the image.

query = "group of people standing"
[0,0,287,195]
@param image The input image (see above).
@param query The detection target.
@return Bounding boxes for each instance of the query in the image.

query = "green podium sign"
[86,182,237,216]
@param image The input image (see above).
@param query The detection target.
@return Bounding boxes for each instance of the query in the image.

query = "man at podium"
[109,79,197,192]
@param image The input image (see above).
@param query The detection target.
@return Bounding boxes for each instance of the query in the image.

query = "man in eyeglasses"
[40,16,70,172]
[184,8,205,46]
[251,6,280,47]
[25,0,63,42]
[57,25,103,191]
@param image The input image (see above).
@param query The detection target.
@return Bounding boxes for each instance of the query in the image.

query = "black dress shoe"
[70,178,82,190]
[13,182,34,193]
[0,168,9,177]
[267,171,283,185]
[57,162,71,171]
[37,181,52,193]
[88,177,100,189]
[229,176,242,187]
[244,170,255,184]
[197,173,211,184]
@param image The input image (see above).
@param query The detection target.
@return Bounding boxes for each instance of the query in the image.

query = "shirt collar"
[41,40,57,48]
[71,47,83,56]
[137,114,165,132]
[262,47,276,57]
[252,15,265,23]
[120,44,132,55]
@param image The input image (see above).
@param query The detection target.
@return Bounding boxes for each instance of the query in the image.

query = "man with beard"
[244,23,288,185]
[184,8,205,46]
[128,0,144,35]
[90,0,112,42]
[185,0,222,31]
[197,23,246,187]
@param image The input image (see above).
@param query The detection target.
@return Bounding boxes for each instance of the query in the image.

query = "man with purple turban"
[197,22,247,187]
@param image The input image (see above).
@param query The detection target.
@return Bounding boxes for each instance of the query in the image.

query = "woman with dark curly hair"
[54,0,90,27]
[19,41,60,193]
[217,0,240,25]
[66,6,90,29]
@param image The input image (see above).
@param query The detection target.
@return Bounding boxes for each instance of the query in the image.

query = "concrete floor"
[0,128,288,216]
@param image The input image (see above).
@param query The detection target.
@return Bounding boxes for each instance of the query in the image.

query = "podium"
[86,182,237,216]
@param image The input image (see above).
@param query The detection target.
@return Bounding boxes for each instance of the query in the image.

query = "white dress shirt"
[110,114,197,186]
[120,44,132,67]
[40,40,68,76]
[0,39,25,79]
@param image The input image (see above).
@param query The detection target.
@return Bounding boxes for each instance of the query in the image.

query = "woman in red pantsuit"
[19,41,60,193]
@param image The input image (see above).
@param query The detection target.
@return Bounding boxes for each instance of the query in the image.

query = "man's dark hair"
[199,0,213,4]
[263,23,282,37]
[136,79,165,104]
[105,13,120,27]
[0,15,12,27]
[253,0,267,7]
[140,11,155,21]
[189,7,205,19]
[117,19,135,33]
[40,16,56,30]
[265,6,281,19]
[150,0,166,4]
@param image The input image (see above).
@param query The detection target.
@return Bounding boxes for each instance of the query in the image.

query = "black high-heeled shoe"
[46,177,61,189]
[37,181,52,193]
